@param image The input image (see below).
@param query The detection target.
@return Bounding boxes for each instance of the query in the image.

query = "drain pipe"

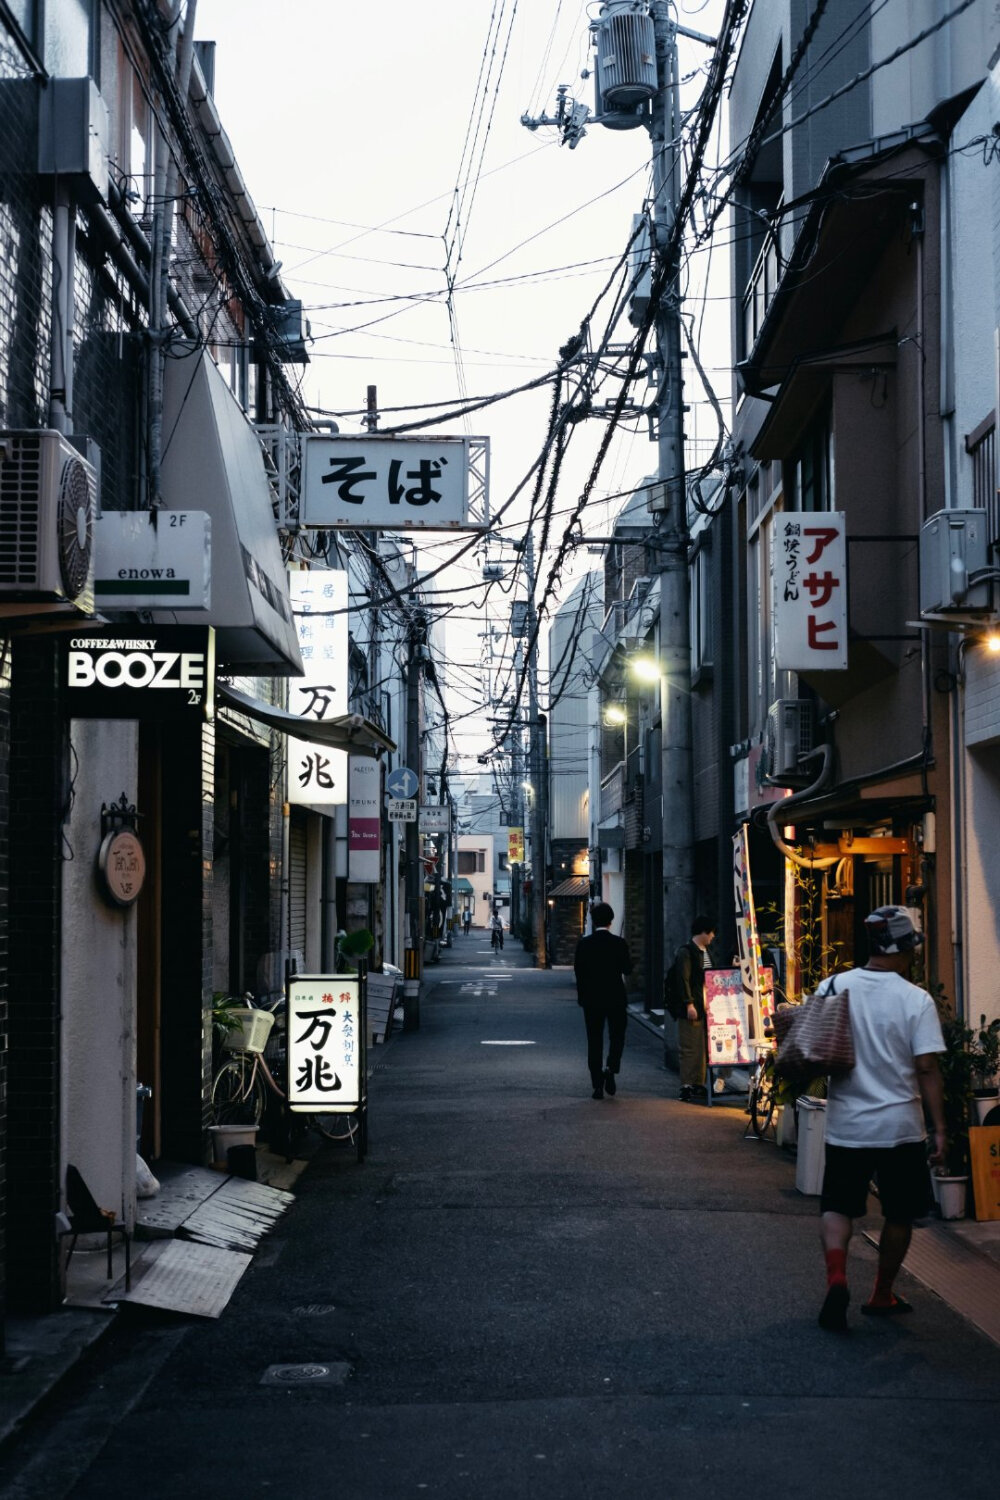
[765,745,839,870]
[48,179,75,434]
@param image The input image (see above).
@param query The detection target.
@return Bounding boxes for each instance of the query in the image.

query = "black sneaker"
[603,1068,617,1096]
[592,1085,604,1100]
[818,1282,850,1332]
[679,1086,693,1101]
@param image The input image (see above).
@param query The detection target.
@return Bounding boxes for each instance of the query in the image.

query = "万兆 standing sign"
[287,974,364,1114]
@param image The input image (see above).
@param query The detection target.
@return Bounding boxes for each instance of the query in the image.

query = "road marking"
[480,1040,537,1046]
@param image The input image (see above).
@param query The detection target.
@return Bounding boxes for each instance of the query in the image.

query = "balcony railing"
[600,762,624,822]
[966,410,997,550]
[741,232,780,359]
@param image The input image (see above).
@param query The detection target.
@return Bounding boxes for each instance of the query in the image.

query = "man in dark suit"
[574,901,634,1100]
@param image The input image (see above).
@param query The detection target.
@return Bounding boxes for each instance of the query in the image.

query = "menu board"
[705,968,774,1067]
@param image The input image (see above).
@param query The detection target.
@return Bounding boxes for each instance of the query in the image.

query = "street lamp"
[628,653,660,685]
[604,703,627,727]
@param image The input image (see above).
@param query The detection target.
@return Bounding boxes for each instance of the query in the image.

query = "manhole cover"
[261,1362,351,1387]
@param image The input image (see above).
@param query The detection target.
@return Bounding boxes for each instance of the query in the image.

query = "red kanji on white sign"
[773,512,848,671]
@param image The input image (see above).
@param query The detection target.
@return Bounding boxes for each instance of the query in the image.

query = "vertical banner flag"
[773,511,848,671]
[287,974,361,1113]
[508,827,524,863]
[348,756,381,883]
[733,825,771,1038]
[288,570,348,806]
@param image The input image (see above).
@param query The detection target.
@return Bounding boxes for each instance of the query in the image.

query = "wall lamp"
[603,704,627,727]
[628,653,660,684]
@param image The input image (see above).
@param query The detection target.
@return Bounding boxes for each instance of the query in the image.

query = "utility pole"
[403,612,426,1029]
[523,527,549,968]
[523,0,702,1014]
[648,1,696,1037]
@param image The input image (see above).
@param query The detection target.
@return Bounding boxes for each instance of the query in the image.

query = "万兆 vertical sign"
[288,570,348,806]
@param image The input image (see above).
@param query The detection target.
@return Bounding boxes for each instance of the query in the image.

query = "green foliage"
[211,994,242,1050]
[972,1014,1000,1091]
[935,989,974,1175]
[336,928,375,972]
[757,865,847,1005]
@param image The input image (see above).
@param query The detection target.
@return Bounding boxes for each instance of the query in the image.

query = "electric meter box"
[919,508,991,614]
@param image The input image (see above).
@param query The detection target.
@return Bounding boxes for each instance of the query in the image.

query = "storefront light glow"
[987,631,1000,654]
[629,654,659,684]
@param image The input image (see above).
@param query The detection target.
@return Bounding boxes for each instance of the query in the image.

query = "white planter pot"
[935,1175,968,1221]
[973,1093,1000,1125]
[208,1123,258,1164]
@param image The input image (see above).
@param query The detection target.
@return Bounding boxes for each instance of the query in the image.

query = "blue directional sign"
[387,766,419,799]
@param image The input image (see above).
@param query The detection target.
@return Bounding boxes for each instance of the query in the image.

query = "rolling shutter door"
[289,812,307,958]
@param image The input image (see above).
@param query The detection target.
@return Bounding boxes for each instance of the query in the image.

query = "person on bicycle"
[490,911,504,950]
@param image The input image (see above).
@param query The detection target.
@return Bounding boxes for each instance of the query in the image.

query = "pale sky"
[194,0,730,766]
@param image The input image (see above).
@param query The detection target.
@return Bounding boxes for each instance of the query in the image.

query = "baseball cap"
[864,905,923,954]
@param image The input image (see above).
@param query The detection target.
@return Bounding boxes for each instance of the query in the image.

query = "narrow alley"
[2,940,998,1500]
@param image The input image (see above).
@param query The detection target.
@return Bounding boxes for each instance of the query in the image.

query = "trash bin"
[795,1096,827,1196]
[136,1083,152,1152]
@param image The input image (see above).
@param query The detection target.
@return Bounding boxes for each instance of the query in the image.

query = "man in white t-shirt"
[818,905,946,1332]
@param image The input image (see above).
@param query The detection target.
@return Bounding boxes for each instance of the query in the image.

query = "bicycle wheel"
[212,1056,266,1127]
[308,1112,359,1143]
[750,1070,776,1139]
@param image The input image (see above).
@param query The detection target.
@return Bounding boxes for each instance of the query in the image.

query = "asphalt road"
[3,938,1000,1499]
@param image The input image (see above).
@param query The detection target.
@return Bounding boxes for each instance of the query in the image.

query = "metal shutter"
[289,814,307,956]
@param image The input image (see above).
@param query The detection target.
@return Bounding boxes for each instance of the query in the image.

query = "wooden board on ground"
[116,1239,252,1319]
[136,1165,233,1238]
[178,1176,294,1252]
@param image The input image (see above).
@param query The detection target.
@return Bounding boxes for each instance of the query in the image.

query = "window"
[457,849,486,875]
[787,408,834,513]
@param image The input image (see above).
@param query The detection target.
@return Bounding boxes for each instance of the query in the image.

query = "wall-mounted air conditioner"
[763,699,814,783]
[0,430,98,613]
[38,78,110,203]
[919,508,991,615]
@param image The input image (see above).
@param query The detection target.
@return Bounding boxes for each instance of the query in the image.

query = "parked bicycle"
[744,1038,778,1141]
[212,995,357,1144]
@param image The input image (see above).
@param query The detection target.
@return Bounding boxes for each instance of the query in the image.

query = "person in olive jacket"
[666,915,716,1101]
[574,902,633,1100]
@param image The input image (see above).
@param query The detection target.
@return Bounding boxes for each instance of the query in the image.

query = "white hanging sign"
[348,756,381,883]
[287,974,361,1112]
[300,435,487,530]
[288,570,348,805]
[773,512,848,671]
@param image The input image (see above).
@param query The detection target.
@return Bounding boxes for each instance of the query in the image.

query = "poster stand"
[704,966,773,1110]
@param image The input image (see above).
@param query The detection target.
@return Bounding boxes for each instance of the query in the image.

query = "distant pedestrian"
[574,902,633,1100]
[665,916,716,1101]
[490,912,504,951]
[817,906,946,1333]
[462,908,472,937]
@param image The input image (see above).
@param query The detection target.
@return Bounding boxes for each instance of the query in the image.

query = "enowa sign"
[63,628,215,720]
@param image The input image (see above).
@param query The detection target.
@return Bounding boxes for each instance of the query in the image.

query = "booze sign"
[63,627,215,720]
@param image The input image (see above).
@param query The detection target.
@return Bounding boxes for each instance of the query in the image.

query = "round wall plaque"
[97,828,146,907]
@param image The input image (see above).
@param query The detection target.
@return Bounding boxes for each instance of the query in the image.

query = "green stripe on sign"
[95,580,192,595]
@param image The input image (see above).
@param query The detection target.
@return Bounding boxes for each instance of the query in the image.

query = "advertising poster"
[705,968,775,1067]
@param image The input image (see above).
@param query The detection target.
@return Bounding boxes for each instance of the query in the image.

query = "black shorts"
[820,1141,933,1223]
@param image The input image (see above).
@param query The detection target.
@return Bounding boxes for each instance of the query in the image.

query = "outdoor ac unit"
[0,430,98,612]
[919,508,991,614]
[763,699,814,783]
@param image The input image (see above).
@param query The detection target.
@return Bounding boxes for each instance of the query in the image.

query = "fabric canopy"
[217,683,395,757]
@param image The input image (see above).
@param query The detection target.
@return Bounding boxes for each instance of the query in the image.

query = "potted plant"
[971,1013,1000,1123]
[934,997,974,1219]
[336,927,374,972]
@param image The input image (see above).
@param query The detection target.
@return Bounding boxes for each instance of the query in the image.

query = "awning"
[453,877,474,894]
[158,345,303,675]
[217,683,395,757]
[548,876,590,898]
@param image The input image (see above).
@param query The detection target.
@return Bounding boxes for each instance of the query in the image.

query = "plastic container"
[935,1174,968,1220]
[795,1096,827,1196]
[208,1123,258,1164]
[222,1007,274,1055]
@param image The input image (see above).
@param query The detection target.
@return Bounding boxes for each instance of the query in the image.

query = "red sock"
[868,1270,897,1307]
[824,1248,848,1287]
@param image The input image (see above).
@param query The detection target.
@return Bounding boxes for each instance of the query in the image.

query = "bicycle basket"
[222,1008,275,1055]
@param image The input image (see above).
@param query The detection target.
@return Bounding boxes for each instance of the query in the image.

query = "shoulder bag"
[773,975,855,1088]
